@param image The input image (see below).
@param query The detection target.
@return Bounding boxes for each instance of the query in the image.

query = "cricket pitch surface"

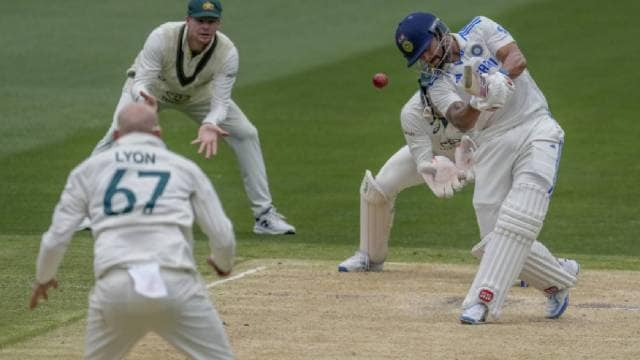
[4,259,640,359]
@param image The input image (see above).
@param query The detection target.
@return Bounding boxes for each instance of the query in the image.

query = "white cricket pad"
[463,183,550,319]
[519,241,577,293]
[359,170,394,264]
[473,239,578,294]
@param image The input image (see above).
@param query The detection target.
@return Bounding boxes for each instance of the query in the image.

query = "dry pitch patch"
[3,260,640,359]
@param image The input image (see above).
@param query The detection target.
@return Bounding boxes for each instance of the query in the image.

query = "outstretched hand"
[29,279,59,310]
[207,256,231,277]
[138,91,158,112]
[191,123,230,159]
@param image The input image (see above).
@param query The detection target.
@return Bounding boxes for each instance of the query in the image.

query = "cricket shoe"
[460,303,488,325]
[545,258,580,319]
[253,207,296,235]
[338,251,383,272]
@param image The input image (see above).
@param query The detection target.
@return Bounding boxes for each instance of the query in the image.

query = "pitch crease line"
[207,266,267,288]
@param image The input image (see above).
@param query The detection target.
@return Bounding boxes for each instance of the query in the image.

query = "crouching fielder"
[29,98,235,359]
[338,82,469,272]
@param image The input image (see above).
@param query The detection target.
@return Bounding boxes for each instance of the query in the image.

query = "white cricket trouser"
[472,116,564,237]
[94,78,272,217]
[85,268,233,360]
[464,115,567,317]
[375,146,424,198]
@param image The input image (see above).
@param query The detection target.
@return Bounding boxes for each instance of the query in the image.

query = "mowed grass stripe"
[1,0,638,348]
[0,0,540,157]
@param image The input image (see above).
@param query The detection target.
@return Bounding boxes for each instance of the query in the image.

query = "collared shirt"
[428,16,550,143]
[130,22,238,125]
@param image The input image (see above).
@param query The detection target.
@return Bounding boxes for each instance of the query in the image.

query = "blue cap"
[188,0,222,18]
[395,12,439,67]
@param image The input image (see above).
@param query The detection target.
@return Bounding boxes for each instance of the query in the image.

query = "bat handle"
[463,65,473,90]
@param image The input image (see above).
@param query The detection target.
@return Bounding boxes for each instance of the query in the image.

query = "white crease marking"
[207,266,267,288]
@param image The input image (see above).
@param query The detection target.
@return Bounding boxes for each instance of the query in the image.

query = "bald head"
[116,103,160,137]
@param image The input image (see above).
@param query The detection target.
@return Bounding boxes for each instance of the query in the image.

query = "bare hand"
[191,123,229,159]
[207,256,231,277]
[29,279,59,310]
[139,91,158,112]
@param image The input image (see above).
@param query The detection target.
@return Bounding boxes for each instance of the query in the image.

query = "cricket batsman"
[395,12,580,324]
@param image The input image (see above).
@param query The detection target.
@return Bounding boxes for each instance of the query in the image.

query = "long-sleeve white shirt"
[130,22,238,125]
[401,91,464,171]
[36,133,235,283]
[428,16,550,145]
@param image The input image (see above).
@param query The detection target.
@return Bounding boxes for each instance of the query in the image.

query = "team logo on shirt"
[471,44,483,56]
[161,91,191,104]
[202,1,216,10]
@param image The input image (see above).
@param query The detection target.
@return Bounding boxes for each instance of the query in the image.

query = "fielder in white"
[30,97,235,359]
[338,78,470,272]
[93,0,295,235]
[395,12,580,324]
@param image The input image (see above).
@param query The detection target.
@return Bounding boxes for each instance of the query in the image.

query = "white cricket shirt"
[129,22,238,125]
[428,16,550,144]
[36,133,235,283]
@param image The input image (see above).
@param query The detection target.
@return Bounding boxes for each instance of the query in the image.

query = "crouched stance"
[31,99,236,359]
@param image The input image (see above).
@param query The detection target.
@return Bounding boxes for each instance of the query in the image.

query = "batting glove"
[469,71,515,111]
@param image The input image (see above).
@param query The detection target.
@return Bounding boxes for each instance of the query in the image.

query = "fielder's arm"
[190,165,236,275]
[31,166,89,309]
[202,47,238,126]
[400,97,465,198]
[400,96,434,170]
[130,27,164,101]
[191,49,238,158]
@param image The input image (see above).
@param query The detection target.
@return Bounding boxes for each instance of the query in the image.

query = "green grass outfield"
[1,0,639,348]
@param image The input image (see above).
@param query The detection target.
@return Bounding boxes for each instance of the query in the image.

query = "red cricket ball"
[372,72,389,89]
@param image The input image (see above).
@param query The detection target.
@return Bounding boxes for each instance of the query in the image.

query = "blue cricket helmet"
[395,12,448,67]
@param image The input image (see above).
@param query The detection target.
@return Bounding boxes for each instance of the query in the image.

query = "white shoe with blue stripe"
[546,258,580,319]
[460,303,488,325]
